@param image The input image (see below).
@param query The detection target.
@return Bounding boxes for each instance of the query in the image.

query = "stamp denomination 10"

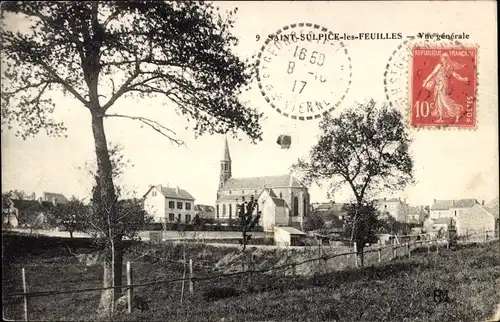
[256,23,352,121]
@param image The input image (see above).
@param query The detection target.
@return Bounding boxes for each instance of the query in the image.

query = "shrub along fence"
[4,230,497,321]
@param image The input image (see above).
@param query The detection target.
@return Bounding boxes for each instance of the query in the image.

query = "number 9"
[256,35,260,41]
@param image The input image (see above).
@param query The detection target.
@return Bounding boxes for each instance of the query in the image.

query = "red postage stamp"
[410,45,477,128]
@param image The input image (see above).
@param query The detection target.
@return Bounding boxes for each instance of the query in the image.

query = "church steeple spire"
[218,136,232,192]
[222,136,231,162]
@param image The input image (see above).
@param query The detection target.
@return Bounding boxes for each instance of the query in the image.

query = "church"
[215,138,310,232]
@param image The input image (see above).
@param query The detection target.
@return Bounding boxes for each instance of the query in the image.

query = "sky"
[1,1,498,207]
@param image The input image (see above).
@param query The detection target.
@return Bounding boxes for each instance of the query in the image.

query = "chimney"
[433,199,436,204]
[176,186,180,194]
[482,200,485,206]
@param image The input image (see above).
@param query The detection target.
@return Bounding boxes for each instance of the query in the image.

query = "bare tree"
[1,2,262,317]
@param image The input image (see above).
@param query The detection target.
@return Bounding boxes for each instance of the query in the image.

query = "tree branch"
[104,113,184,146]
[39,61,89,106]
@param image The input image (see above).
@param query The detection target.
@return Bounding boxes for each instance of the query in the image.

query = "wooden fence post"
[189,259,194,296]
[126,261,133,314]
[484,229,487,242]
[407,243,411,258]
[377,247,382,263]
[22,268,29,322]
[392,245,396,259]
[353,243,358,268]
[436,240,439,255]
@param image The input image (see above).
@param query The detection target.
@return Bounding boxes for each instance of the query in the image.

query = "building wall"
[456,205,496,236]
[164,198,195,223]
[430,210,450,219]
[375,200,408,223]
[257,191,289,232]
[274,228,291,247]
[144,188,166,222]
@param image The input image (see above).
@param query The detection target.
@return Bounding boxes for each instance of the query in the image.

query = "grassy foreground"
[2,233,500,322]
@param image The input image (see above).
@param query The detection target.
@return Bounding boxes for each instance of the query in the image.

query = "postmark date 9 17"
[256,23,352,121]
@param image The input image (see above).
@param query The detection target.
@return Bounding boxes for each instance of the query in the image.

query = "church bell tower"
[218,136,232,193]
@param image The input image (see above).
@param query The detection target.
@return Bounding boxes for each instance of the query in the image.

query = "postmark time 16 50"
[256,23,352,121]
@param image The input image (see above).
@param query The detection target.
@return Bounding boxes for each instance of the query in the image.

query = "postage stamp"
[256,23,352,121]
[385,40,478,129]
[410,45,477,128]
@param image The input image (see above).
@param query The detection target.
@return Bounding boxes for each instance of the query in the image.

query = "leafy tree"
[1,1,262,317]
[292,99,414,266]
[52,197,87,238]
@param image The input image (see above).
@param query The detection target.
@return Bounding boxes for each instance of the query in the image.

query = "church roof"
[270,197,286,207]
[222,137,231,161]
[221,174,304,190]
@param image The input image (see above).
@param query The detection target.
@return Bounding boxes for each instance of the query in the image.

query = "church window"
[229,204,232,217]
[293,197,299,216]
[216,205,219,218]
[303,197,307,217]
[221,164,224,170]
[224,163,228,170]
[222,204,226,216]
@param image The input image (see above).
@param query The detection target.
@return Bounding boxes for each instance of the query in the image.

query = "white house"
[429,199,479,219]
[257,188,289,232]
[274,226,306,247]
[143,185,196,224]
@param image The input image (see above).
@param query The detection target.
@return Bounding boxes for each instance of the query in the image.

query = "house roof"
[195,204,215,212]
[431,199,478,210]
[270,197,286,207]
[485,197,499,218]
[373,198,402,203]
[11,199,54,212]
[144,185,195,200]
[221,174,305,190]
[43,192,69,204]
[275,226,306,235]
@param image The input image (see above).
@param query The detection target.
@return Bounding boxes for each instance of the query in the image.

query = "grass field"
[2,233,500,321]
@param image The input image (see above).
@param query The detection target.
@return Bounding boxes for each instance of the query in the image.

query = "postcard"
[1,1,498,321]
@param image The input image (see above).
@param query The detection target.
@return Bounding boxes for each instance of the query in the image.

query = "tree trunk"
[91,113,120,319]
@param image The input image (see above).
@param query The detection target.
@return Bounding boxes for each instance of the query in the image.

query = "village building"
[2,197,56,228]
[215,138,310,232]
[144,185,196,224]
[274,226,307,247]
[425,198,498,237]
[407,206,429,225]
[373,197,409,222]
[194,204,216,220]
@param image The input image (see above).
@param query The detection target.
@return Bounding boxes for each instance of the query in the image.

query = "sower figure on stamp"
[422,52,469,123]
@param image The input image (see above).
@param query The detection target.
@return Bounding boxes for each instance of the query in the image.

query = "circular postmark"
[384,38,478,129]
[256,23,352,121]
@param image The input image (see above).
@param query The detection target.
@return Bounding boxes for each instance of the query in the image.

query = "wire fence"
[3,229,498,321]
